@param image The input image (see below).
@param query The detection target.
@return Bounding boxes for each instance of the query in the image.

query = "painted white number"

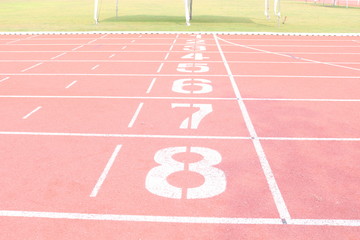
[177,63,209,73]
[172,78,212,94]
[145,146,226,199]
[181,53,209,61]
[171,103,212,129]
[186,39,205,44]
[183,45,206,51]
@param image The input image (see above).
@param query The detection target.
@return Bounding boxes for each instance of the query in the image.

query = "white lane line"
[217,37,360,72]
[87,39,98,44]
[72,45,84,51]
[243,98,360,102]
[128,102,144,128]
[259,137,360,141]
[2,73,360,78]
[21,62,43,72]
[6,39,21,44]
[0,95,233,100]
[108,54,116,58]
[2,95,360,102]
[214,34,291,221]
[157,63,164,73]
[146,77,157,93]
[90,144,122,197]
[50,52,67,60]
[164,52,170,60]
[0,131,251,140]
[168,34,179,52]
[1,131,360,141]
[65,80,77,89]
[22,106,42,119]
[0,210,359,226]
[0,77,10,83]
[91,64,100,70]
[122,46,127,50]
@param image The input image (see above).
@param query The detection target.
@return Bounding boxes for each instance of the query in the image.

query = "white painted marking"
[0,131,251,140]
[72,45,84,51]
[65,80,77,89]
[22,106,42,119]
[0,77,10,83]
[0,210,359,226]
[146,78,157,93]
[6,39,21,44]
[138,35,142,38]
[1,131,360,141]
[0,95,233,101]
[21,62,43,72]
[131,40,135,43]
[259,137,360,141]
[164,52,170,60]
[2,95,360,102]
[157,63,164,73]
[108,54,116,58]
[0,31,359,36]
[122,46,127,50]
[87,39,98,44]
[146,147,225,199]
[168,34,179,52]
[91,64,100,70]
[243,98,360,102]
[128,102,144,128]
[2,73,360,78]
[214,34,291,221]
[217,37,360,72]
[90,144,122,197]
[50,52,67,60]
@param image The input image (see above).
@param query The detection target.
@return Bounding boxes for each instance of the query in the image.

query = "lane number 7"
[171,103,213,129]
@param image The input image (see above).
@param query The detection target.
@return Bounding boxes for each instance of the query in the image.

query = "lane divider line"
[214,33,291,221]
[22,106,42,119]
[128,102,144,128]
[65,80,77,89]
[0,77,10,83]
[217,36,360,72]
[21,62,43,72]
[156,63,164,73]
[91,64,100,70]
[50,52,67,60]
[0,210,359,226]
[0,131,359,141]
[146,78,157,94]
[90,144,123,197]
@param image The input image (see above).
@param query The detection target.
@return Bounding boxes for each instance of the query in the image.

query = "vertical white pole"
[184,0,191,26]
[94,0,99,24]
[265,0,270,19]
[274,0,281,17]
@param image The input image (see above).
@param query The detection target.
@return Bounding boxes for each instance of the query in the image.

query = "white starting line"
[0,210,359,227]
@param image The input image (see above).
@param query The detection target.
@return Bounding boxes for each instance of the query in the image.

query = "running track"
[0,32,360,239]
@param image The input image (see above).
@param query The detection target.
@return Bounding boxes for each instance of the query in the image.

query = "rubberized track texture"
[0,32,360,240]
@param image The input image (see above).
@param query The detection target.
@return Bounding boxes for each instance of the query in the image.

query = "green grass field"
[0,0,359,32]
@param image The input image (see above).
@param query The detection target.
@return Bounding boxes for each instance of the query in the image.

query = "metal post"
[94,0,99,24]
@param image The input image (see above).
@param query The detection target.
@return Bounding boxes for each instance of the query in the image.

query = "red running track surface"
[0,33,360,239]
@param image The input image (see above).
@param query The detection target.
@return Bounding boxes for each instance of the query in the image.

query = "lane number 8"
[145,146,226,199]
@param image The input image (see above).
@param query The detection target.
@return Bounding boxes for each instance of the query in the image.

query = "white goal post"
[94,0,282,26]
[94,0,193,25]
